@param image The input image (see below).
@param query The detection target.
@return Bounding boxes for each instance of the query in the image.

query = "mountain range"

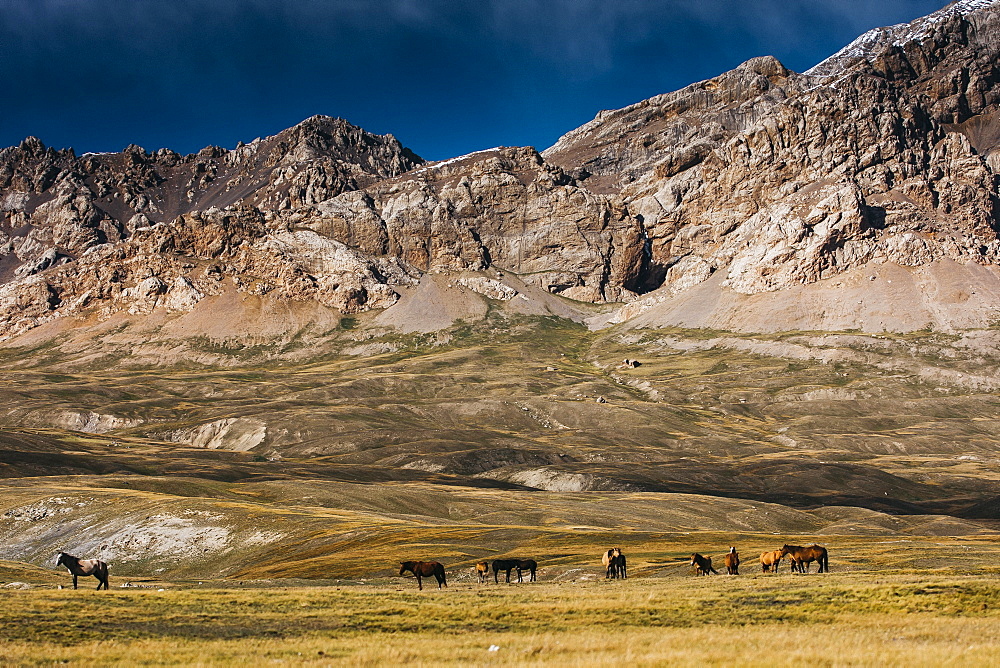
[3,0,1000,346]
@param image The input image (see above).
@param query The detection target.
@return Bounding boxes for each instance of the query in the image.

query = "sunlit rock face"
[3,1,1000,338]
[544,1,1000,298]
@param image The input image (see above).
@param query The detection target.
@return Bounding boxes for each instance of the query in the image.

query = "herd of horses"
[396,543,828,589]
[690,544,829,576]
[54,543,828,591]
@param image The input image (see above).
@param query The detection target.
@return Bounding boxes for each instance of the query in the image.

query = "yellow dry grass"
[2,574,999,666]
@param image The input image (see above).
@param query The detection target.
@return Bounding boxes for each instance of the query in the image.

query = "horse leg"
[531,568,536,582]
[416,573,423,590]
[73,574,78,590]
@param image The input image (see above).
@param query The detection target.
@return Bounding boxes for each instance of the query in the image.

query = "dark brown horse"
[613,551,627,579]
[723,546,740,575]
[56,552,109,590]
[475,560,490,584]
[690,553,717,576]
[492,558,537,583]
[399,561,447,590]
[779,544,829,573]
[760,549,782,573]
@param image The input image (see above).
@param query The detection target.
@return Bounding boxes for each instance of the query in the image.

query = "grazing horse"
[723,546,740,575]
[475,561,490,584]
[399,561,447,590]
[602,548,627,579]
[779,544,829,573]
[760,550,783,573]
[690,553,718,576]
[56,552,109,590]
[492,558,537,583]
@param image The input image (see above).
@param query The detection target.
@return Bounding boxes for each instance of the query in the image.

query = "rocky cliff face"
[0,116,430,337]
[293,147,643,303]
[0,127,644,338]
[4,0,1000,340]
[544,0,1000,302]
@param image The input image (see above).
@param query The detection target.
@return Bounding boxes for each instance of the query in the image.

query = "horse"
[613,552,627,579]
[56,552,109,590]
[475,560,490,584]
[602,548,626,579]
[723,546,740,575]
[760,549,783,573]
[399,561,447,590]
[690,553,717,576]
[515,559,537,583]
[492,558,536,583]
[779,544,829,573]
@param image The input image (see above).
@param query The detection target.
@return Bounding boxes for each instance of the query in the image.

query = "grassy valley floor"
[4,316,1000,664]
[1,571,999,666]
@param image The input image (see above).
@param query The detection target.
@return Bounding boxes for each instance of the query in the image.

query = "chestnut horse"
[723,546,740,575]
[760,549,783,573]
[690,553,718,575]
[399,561,447,590]
[475,561,490,584]
[779,544,829,573]
[56,552,109,590]
[602,548,627,579]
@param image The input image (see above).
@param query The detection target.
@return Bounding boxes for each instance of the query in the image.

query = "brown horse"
[779,544,829,573]
[475,560,490,584]
[602,548,627,579]
[723,546,740,575]
[760,549,783,573]
[56,552,109,590]
[492,558,537,583]
[690,553,717,575]
[614,552,627,579]
[399,561,447,590]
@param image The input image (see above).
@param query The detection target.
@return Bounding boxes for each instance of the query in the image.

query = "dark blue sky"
[2,1,948,161]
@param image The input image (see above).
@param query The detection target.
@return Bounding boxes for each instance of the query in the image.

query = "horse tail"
[820,549,829,573]
[95,561,109,590]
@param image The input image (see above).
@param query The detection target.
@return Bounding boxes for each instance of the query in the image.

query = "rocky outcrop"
[545,0,1000,298]
[0,118,423,336]
[0,117,646,337]
[293,147,644,302]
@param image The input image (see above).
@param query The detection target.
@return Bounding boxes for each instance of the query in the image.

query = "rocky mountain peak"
[4,1,1000,341]
[806,0,1000,79]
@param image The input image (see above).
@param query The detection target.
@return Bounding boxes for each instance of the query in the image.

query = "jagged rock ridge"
[4,0,1000,339]
[544,0,1000,309]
